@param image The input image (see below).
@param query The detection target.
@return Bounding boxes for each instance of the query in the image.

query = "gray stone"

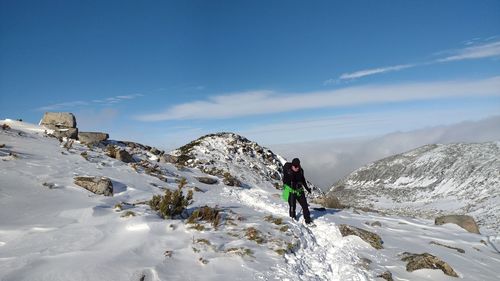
[78,132,109,145]
[50,128,78,139]
[435,215,480,234]
[400,252,458,277]
[196,176,218,185]
[377,271,393,281]
[116,149,134,163]
[150,147,161,155]
[159,154,178,164]
[74,176,113,196]
[40,112,77,129]
[339,224,383,249]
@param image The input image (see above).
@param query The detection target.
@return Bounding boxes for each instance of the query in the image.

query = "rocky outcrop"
[40,112,78,139]
[377,271,393,281]
[196,177,218,185]
[338,224,383,249]
[40,112,77,129]
[74,176,113,196]
[78,132,109,145]
[159,154,178,164]
[435,215,480,234]
[400,252,458,277]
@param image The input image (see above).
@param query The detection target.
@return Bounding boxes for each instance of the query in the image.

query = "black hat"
[291,158,300,167]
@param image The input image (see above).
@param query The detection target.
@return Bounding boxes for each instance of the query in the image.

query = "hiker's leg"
[288,193,296,219]
[297,193,312,223]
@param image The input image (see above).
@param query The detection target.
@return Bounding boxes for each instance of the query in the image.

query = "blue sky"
[1,0,499,149]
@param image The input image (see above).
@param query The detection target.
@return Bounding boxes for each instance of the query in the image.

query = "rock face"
[435,215,480,234]
[115,149,134,163]
[78,132,109,145]
[400,252,458,277]
[329,142,500,233]
[74,176,113,196]
[51,128,79,139]
[338,224,383,249]
[159,154,178,164]
[40,112,77,129]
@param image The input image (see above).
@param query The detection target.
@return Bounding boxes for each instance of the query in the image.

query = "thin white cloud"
[136,76,500,121]
[325,39,500,83]
[437,41,500,62]
[37,93,144,111]
[338,64,415,81]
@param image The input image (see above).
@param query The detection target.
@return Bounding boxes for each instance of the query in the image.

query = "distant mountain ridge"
[329,142,500,233]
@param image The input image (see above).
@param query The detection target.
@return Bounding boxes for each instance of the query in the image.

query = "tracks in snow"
[223,187,371,281]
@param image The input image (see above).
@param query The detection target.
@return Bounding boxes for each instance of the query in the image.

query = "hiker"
[282,158,313,224]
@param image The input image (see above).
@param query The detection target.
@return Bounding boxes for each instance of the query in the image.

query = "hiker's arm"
[301,171,311,193]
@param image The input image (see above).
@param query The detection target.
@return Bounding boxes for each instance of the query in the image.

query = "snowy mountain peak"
[329,142,500,233]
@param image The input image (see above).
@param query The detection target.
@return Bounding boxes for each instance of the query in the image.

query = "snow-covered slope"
[329,142,500,234]
[169,132,324,198]
[1,119,499,281]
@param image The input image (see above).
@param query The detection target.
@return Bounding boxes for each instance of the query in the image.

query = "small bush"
[245,227,265,244]
[225,247,254,257]
[279,225,289,232]
[149,183,193,219]
[187,206,222,229]
[264,215,283,225]
[114,203,123,211]
[189,224,205,231]
[121,211,136,218]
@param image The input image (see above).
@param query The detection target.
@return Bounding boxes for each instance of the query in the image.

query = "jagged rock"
[74,176,113,196]
[377,271,393,281]
[400,252,458,277]
[196,177,218,185]
[338,224,383,249]
[159,154,178,164]
[50,128,78,139]
[40,112,77,129]
[78,132,109,145]
[435,215,480,234]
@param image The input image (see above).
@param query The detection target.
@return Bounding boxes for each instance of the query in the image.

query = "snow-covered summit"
[169,132,324,197]
[329,142,500,234]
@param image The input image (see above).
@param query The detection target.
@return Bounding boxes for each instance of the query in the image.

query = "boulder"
[196,177,218,185]
[78,132,109,145]
[400,252,458,277]
[40,112,77,129]
[50,128,78,139]
[435,215,480,234]
[116,149,134,163]
[159,154,178,164]
[74,176,113,196]
[338,224,383,249]
[377,271,393,281]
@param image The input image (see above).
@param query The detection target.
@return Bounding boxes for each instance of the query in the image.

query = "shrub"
[149,183,193,219]
[264,215,283,225]
[121,211,136,218]
[245,227,265,244]
[187,206,222,229]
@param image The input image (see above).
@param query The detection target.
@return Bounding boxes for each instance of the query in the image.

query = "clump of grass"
[195,238,211,245]
[176,177,187,188]
[223,172,241,187]
[245,227,265,244]
[225,247,254,257]
[264,215,283,225]
[187,206,222,229]
[114,203,123,211]
[189,224,205,231]
[275,249,287,255]
[80,151,89,160]
[149,181,193,219]
[279,225,289,232]
[121,211,136,218]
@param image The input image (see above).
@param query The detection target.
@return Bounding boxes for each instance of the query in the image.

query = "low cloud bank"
[271,116,500,191]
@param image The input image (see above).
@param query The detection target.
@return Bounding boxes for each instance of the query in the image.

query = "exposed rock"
[159,154,178,164]
[40,112,77,129]
[400,252,458,277]
[78,132,109,145]
[196,177,218,185]
[150,147,161,155]
[377,271,393,281]
[74,176,113,196]
[50,128,78,139]
[116,149,134,163]
[435,215,480,234]
[371,221,382,227]
[338,224,383,249]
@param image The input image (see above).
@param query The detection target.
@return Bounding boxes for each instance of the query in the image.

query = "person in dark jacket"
[283,158,313,224]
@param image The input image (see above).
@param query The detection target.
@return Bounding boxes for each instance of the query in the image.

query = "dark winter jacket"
[283,162,311,193]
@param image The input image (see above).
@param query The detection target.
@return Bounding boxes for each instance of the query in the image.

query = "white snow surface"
[1,119,499,281]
